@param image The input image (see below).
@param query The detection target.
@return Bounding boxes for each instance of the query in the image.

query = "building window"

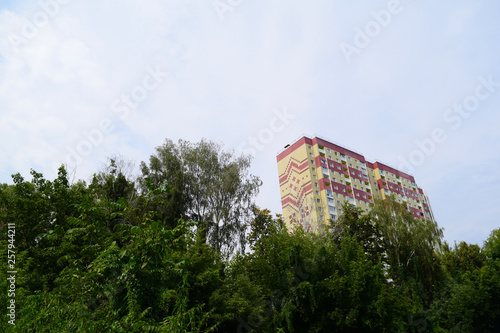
[317,198,321,203]
[314,182,318,187]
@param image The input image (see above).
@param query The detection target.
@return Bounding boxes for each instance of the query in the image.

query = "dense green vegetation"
[1,139,500,332]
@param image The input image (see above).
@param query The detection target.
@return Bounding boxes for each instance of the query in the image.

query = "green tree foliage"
[371,197,444,306]
[441,241,486,280]
[2,149,500,332]
[1,167,223,332]
[483,228,500,261]
[214,209,407,332]
[140,138,261,256]
[430,230,500,332]
[331,203,383,263]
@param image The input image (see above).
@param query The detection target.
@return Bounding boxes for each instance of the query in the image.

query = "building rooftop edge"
[277,134,415,177]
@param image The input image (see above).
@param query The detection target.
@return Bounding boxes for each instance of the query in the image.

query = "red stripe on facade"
[277,137,313,163]
[279,160,310,184]
[372,162,415,183]
[278,157,308,178]
[312,137,366,162]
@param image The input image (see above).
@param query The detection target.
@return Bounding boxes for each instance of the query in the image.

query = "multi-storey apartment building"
[277,136,435,232]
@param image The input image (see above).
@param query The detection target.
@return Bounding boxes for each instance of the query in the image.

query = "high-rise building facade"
[277,136,435,232]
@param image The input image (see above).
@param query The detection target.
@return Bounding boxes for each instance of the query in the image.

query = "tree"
[139,140,191,229]
[483,228,500,261]
[140,138,261,256]
[330,203,383,263]
[441,241,486,279]
[370,197,444,306]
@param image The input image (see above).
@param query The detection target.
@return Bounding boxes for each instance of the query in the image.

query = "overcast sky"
[1,0,499,246]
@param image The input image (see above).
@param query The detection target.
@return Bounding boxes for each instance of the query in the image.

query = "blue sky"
[0,0,499,246]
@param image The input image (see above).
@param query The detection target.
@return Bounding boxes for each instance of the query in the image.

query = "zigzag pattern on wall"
[281,183,312,213]
[279,157,313,220]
